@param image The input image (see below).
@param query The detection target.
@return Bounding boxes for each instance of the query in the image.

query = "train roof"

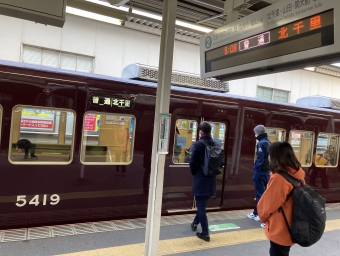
[0,60,339,116]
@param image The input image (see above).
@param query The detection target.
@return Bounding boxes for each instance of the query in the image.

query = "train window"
[9,106,76,165]
[173,119,198,164]
[254,128,286,163]
[266,128,286,142]
[80,112,136,165]
[288,130,315,167]
[314,133,339,167]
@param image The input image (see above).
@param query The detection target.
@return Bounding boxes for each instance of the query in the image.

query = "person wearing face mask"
[247,124,271,228]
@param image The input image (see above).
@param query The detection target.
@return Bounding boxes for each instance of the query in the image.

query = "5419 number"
[16,194,60,207]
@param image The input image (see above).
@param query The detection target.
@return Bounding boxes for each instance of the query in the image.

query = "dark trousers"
[253,173,270,216]
[24,143,36,157]
[269,241,291,256]
[193,195,210,235]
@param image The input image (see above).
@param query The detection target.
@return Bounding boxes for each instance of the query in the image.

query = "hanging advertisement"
[20,109,55,131]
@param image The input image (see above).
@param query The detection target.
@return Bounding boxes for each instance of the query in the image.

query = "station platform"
[0,204,339,256]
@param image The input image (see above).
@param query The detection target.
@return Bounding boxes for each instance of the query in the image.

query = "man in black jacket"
[189,121,216,242]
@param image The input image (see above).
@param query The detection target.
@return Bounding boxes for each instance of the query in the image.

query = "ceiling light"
[304,67,316,71]
[85,0,212,33]
[331,63,340,68]
[66,6,122,26]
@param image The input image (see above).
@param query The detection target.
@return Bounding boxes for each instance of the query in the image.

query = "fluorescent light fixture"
[331,63,340,68]
[304,67,316,71]
[85,0,213,33]
[66,6,122,26]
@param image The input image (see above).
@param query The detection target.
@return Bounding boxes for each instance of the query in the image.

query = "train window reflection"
[173,119,198,164]
[9,106,76,164]
[314,133,339,167]
[80,112,136,165]
[288,130,314,167]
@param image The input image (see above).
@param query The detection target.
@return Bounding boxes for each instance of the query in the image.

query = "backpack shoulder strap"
[199,139,213,147]
[278,171,301,187]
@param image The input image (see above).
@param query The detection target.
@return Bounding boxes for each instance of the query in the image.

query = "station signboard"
[200,0,340,81]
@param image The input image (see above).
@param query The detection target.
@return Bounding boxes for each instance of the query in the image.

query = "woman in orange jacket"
[258,141,305,256]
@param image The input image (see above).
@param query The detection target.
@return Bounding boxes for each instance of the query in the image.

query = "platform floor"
[0,204,339,256]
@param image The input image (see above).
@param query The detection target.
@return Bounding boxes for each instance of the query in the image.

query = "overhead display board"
[200,0,340,81]
[0,0,66,27]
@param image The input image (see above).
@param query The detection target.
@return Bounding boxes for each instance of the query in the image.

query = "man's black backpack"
[199,140,225,176]
[279,172,326,247]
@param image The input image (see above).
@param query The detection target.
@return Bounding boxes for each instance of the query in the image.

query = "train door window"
[208,122,226,148]
[80,112,136,165]
[288,130,315,167]
[314,133,339,167]
[173,119,198,164]
[254,128,286,163]
[9,106,76,164]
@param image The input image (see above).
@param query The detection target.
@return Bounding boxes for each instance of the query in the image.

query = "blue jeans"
[253,173,270,216]
[193,195,210,235]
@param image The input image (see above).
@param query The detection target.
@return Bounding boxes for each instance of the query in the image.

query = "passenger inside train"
[16,139,37,160]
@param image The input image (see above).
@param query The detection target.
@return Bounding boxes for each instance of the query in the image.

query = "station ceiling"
[100,0,281,30]
[77,0,340,78]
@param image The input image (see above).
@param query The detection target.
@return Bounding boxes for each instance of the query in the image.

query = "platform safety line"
[56,219,340,256]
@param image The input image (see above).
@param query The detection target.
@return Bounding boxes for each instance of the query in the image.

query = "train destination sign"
[201,0,340,81]
[91,96,132,108]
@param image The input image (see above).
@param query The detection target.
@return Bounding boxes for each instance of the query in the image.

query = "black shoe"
[191,222,198,231]
[196,232,210,242]
[30,155,38,159]
[24,155,28,159]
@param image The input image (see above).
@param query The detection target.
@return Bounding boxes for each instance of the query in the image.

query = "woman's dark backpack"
[279,172,326,247]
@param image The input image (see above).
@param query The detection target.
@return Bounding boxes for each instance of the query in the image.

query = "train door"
[165,115,200,212]
[202,118,229,209]
[165,115,228,212]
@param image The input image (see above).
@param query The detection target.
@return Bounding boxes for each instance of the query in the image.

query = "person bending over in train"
[16,139,37,159]
[258,141,305,256]
[247,125,270,229]
[189,121,216,242]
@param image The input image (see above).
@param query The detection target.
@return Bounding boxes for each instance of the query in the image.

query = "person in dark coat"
[189,121,216,242]
[247,125,271,228]
[16,139,37,159]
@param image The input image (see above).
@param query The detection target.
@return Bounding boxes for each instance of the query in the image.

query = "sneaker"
[196,232,210,242]
[191,222,198,231]
[261,223,265,229]
[247,213,260,221]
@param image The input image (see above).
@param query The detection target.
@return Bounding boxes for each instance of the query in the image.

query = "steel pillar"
[224,0,239,24]
[144,0,177,255]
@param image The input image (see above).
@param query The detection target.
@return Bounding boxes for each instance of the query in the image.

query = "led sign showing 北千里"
[205,10,334,73]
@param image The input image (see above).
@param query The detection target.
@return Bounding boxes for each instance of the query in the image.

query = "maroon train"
[0,60,339,230]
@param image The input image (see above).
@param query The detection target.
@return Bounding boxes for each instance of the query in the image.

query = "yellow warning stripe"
[57,219,340,256]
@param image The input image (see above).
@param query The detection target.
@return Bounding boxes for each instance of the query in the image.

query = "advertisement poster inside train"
[84,113,101,132]
[20,108,55,131]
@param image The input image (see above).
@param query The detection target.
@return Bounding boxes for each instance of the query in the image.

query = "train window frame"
[172,119,198,165]
[288,130,315,167]
[8,105,76,165]
[80,111,136,165]
[314,133,339,168]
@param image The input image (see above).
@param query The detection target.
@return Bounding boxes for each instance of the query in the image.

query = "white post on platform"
[144,0,177,255]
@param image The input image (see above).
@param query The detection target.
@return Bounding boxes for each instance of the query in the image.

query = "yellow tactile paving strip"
[57,219,340,256]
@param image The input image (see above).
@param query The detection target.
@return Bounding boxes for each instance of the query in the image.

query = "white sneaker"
[247,213,260,221]
[261,223,265,229]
